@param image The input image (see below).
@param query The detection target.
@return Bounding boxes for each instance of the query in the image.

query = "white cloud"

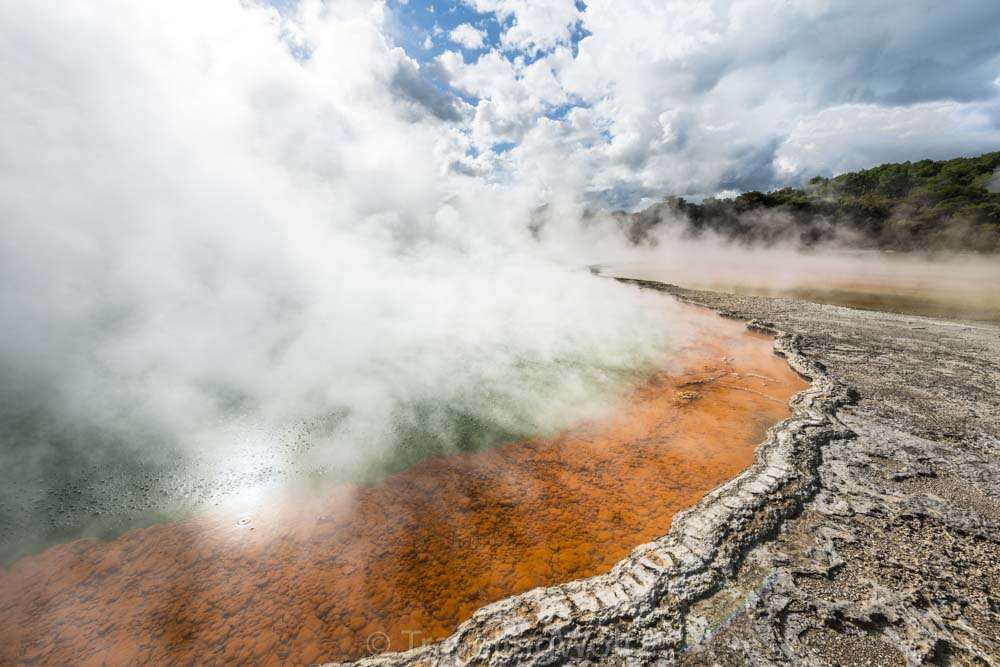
[436,48,569,150]
[463,0,581,53]
[776,101,1000,178]
[444,0,1000,202]
[448,22,486,49]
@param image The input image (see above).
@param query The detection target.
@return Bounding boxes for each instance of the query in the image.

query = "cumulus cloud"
[390,56,468,121]
[435,47,569,150]
[449,22,486,49]
[462,0,581,53]
[426,0,1000,204]
[775,100,1000,179]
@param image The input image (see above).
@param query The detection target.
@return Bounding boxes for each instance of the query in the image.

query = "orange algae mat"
[0,305,807,666]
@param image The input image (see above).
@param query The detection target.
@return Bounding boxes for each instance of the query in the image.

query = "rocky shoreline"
[331,281,1000,666]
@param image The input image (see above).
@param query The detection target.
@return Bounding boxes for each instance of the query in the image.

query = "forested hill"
[619,152,1000,252]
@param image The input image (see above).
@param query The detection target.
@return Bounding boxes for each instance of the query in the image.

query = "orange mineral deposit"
[0,304,807,666]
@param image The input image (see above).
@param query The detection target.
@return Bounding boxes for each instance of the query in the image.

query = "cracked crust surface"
[330,281,1000,666]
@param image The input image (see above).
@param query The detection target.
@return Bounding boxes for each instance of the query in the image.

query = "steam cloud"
[0,0,692,560]
[989,167,1000,193]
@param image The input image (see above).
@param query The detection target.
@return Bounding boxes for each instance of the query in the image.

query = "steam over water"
[601,246,1000,324]
[0,2,690,563]
[0,307,807,665]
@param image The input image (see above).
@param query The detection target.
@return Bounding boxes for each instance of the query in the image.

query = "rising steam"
[0,0,687,561]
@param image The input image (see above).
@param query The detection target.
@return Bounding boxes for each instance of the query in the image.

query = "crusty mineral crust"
[331,282,1000,666]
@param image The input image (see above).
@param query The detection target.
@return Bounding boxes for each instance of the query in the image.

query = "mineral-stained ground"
[338,281,1000,666]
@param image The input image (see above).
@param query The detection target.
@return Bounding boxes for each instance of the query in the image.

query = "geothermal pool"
[0,302,807,665]
[601,252,1000,324]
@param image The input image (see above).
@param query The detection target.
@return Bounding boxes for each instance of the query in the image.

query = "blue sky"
[387,0,588,64]
[381,0,595,157]
[389,0,501,60]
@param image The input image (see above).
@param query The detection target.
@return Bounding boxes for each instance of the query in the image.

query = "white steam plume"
[0,0,684,511]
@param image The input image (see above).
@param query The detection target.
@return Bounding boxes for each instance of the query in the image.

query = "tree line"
[616,151,1000,252]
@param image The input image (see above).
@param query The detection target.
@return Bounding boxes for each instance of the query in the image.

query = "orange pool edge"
[0,306,808,666]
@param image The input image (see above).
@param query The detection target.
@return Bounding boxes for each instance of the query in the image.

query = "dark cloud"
[717,138,783,193]
[717,2,1000,107]
[390,60,466,122]
[592,182,658,211]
